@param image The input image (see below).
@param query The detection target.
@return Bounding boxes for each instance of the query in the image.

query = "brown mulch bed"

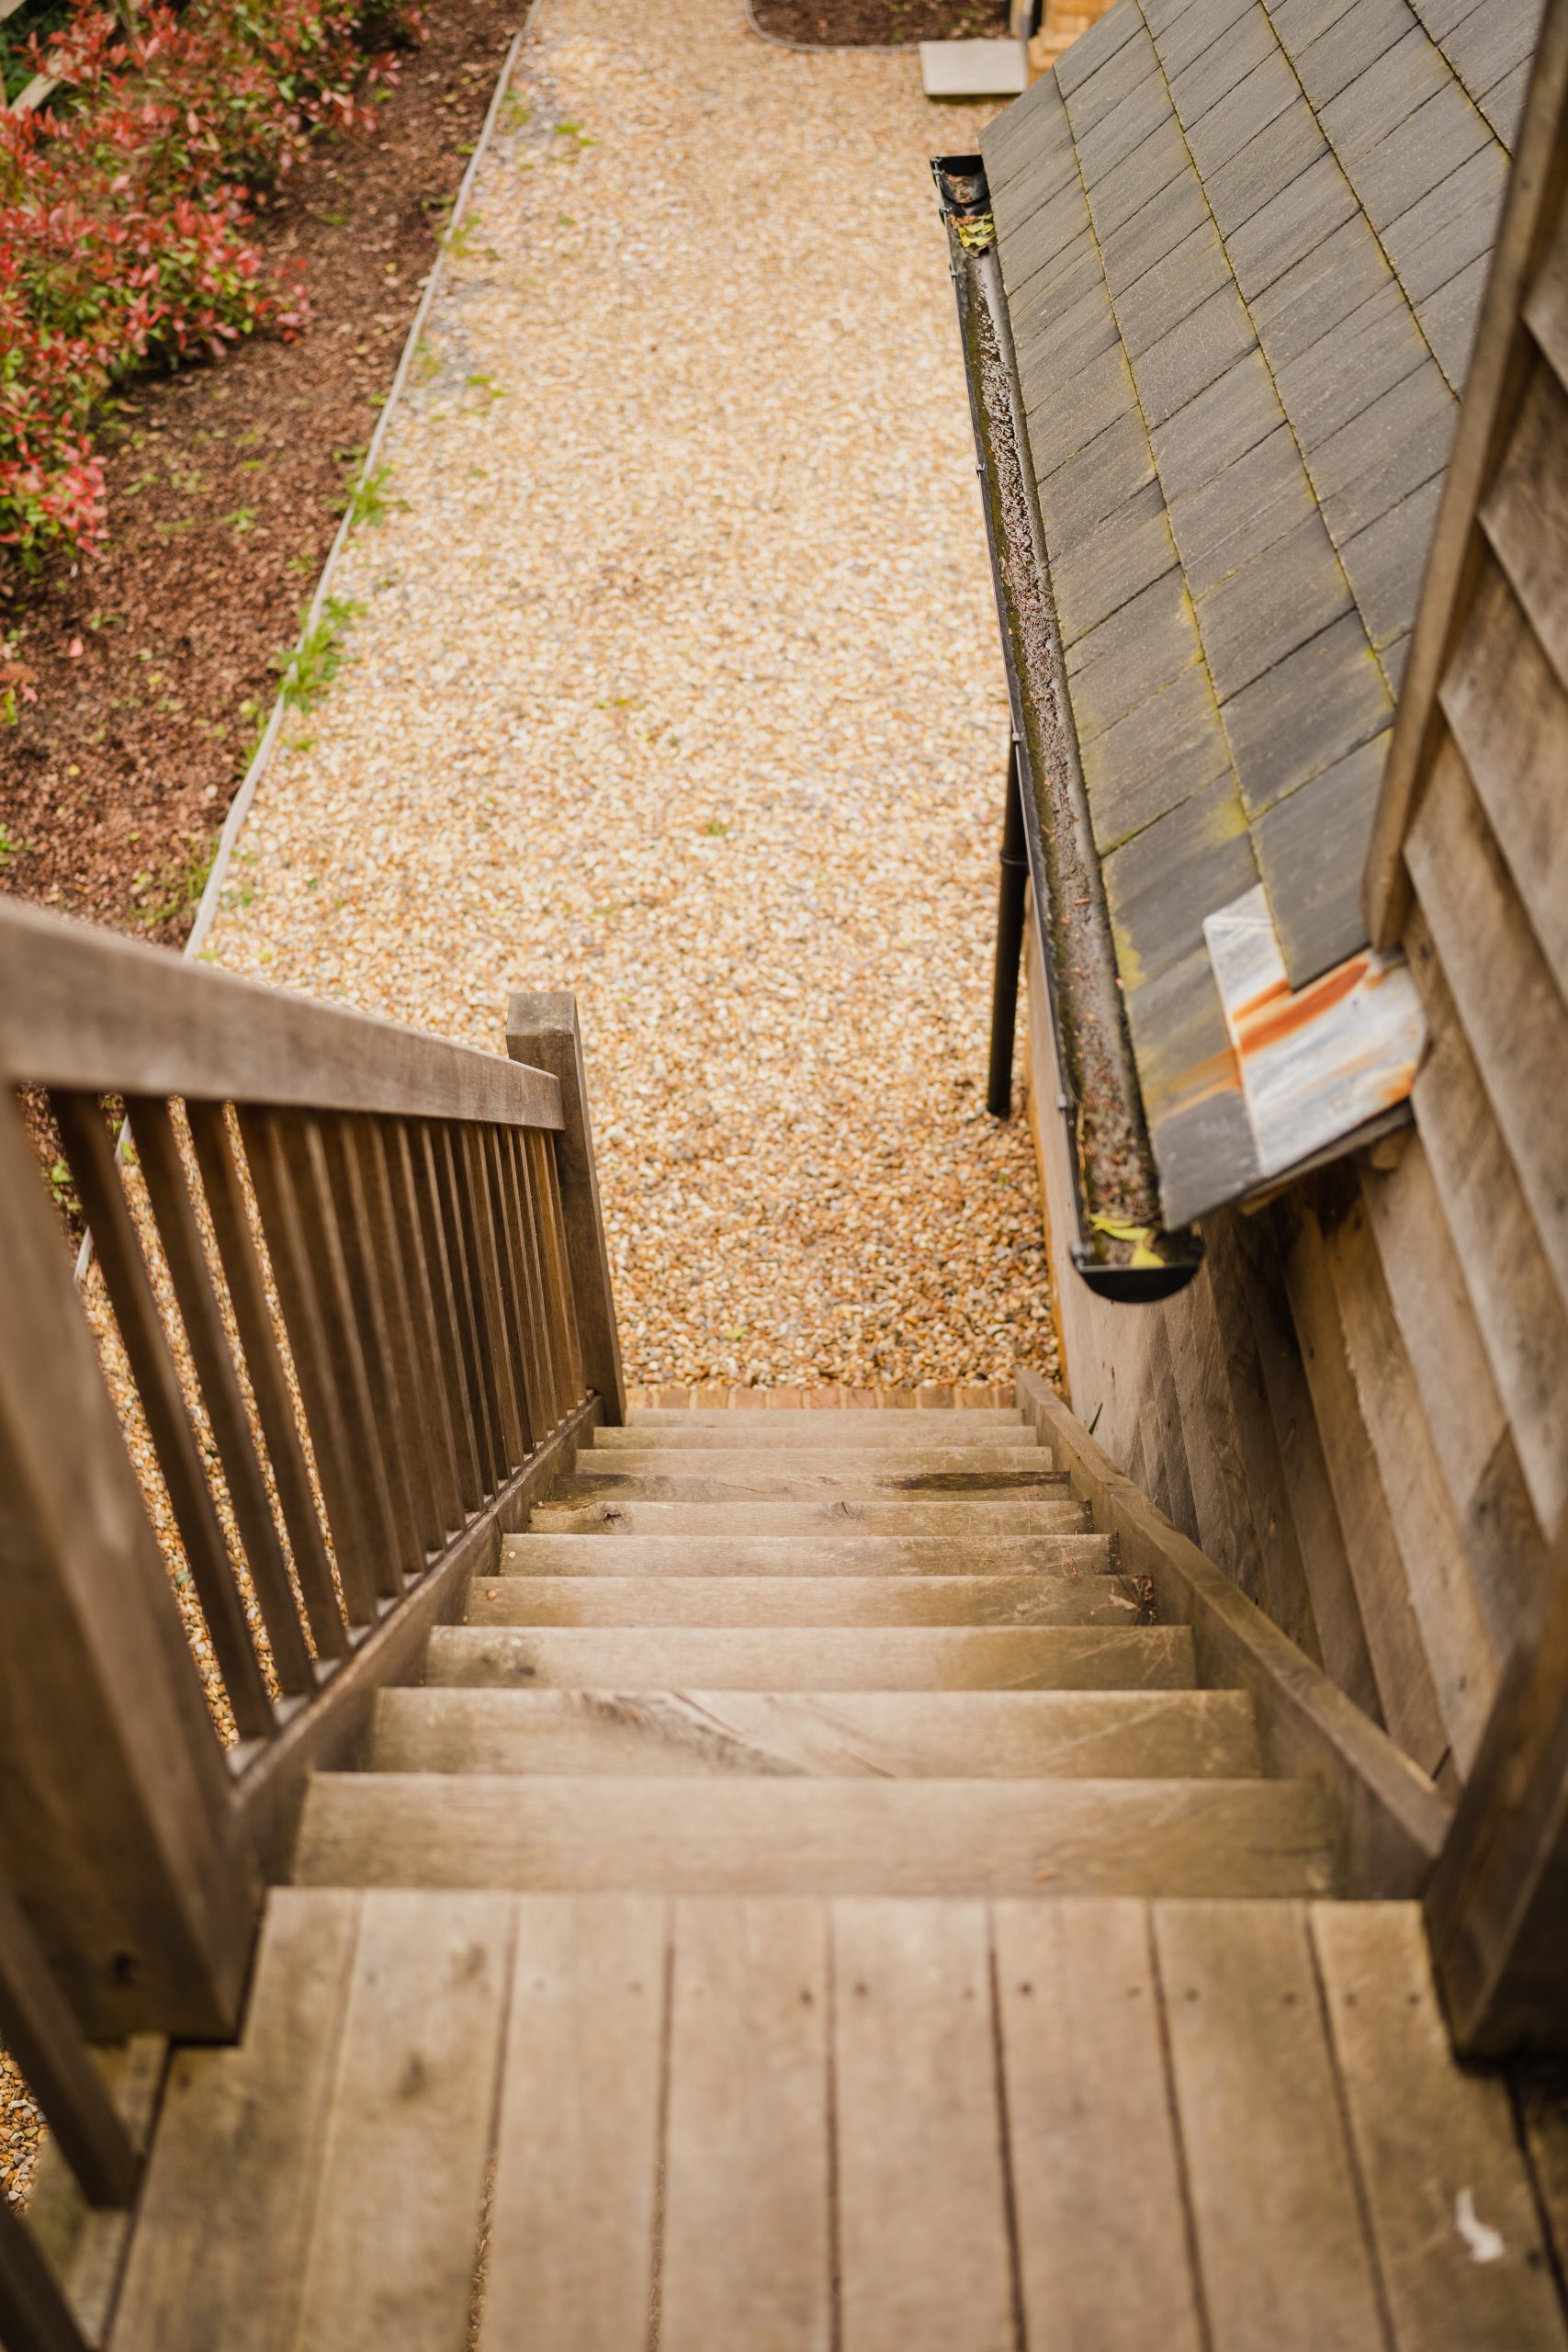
[0,0,519,949]
[750,0,1007,44]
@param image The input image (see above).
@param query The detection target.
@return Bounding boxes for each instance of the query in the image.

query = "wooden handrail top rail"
[0,899,562,1130]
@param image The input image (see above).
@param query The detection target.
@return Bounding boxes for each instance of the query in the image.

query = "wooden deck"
[110,1889,1566,2351]
[78,1400,1564,2346]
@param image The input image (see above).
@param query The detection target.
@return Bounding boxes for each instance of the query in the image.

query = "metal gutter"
[933,154,1201,1305]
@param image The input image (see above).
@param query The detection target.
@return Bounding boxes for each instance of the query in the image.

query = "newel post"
[0,1093,258,2041]
[505,991,626,1426]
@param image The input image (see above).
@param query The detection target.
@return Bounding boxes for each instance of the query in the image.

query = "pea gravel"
[205,0,1058,1390]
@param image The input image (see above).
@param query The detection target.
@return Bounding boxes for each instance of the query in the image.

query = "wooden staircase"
[295,1397,1337,1900]
[99,1392,1568,2351]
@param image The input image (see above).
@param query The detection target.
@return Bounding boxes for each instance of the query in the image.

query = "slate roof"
[979,0,1540,1226]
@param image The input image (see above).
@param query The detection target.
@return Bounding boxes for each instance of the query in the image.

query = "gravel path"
[207,0,1057,1389]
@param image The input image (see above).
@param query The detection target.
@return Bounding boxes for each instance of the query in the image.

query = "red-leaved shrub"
[0,0,421,567]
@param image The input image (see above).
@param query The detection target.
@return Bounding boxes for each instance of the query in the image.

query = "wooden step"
[425,1624,1194,1690]
[626,1407,1025,1429]
[550,1463,1066,1505]
[501,1530,1119,1577]
[467,1573,1146,1628]
[531,1498,1094,1536]
[369,1687,1264,1779]
[570,1445,1055,1476]
[594,1419,1042,1451]
[293,1776,1338,1898]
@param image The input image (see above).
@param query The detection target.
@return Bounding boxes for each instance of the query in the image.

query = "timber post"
[506,990,626,1426]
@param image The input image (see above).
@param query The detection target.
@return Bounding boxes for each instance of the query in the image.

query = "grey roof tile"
[1024,341,1139,473]
[1168,423,1317,595]
[1073,63,1172,179]
[1150,346,1283,499]
[1206,101,1327,236]
[1127,951,1260,1226]
[1132,282,1257,424]
[1055,0,1149,95]
[1064,567,1203,742]
[1319,25,1456,163]
[1348,80,1493,230]
[1104,777,1259,985]
[998,180,1094,303]
[1010,232,1108,355]
[1269,0,1358,51]
[1081,664,1233,851]
[1036,410,1157,553]
[1440,0,1544,120]
[1100,166,1213,296]
[1014,277,1122,381]
[1379,141,1507,305]
[1087,118,1194,238]
[1185,48,1302,180]
[1196,508,1354,696]
[1382,630,1412,691]
[1114,223,1233,356]
[1153,0,1259,80]
[1052,480,1179,644]
[1145,0,1209,33]
[1225,151,1360,300]
[1248,213,1394,368]
[1339,472,1445,647]
[1407,0,1483,43]
[1168,4,1280,128]
[1310,356,1457,540]
[1292,0,1415,108]
[1255,733,1389,983]
[1479,56,1532,147]
[1418,248,1491,386]
[1219,610,1393,813]
[1271,277,1430,447]
[981,73,1074,194]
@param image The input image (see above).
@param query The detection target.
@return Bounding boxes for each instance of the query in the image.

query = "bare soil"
[750,0,1007,46]
[0,0,520,948]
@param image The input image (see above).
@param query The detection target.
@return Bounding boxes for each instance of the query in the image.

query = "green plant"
[339,459,401,528]
[275,591,362,712]
[46,1158,78,1216]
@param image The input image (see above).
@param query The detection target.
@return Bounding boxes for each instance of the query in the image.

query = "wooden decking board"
[994,1899,1205,2352]
[1310,1903,1568,2350]
[423,1623,1196,1692]
[292,1890,513,2352]
[593,1422,1042,1450]
[479,1894,666,2351]
[368,1687,1265,1781]
[499,1530,1118,1577]
[293,1775,1337,1900]
[660,1898,833,2351]
[110,1889,362,2352]
[832,1901,1017,2352]
[1153,1900,1388,2349]
[465,1571,1147,1630]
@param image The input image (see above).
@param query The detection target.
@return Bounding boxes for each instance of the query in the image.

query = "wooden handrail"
[0,904,624,2320]
[0,897,561,1127]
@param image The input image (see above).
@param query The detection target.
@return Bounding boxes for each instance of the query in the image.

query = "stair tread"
[532,1499,1094,1535]
[594,1423,1041,1450]
[625,1408,1024,1427]
[426,1623,1194,1691]
[552,1464,1067,1502]
[370,1687,1263,1779]
[294,1774,1337,1899]
[572,1446,1055,1474]
[467,1573,1147,1628]
[501,1532,1117,1577]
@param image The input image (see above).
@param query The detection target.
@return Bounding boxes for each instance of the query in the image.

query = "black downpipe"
[987,740,1028,1119]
